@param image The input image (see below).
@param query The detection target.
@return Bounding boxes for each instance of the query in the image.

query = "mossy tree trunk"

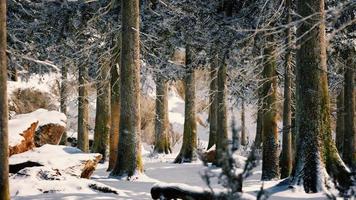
[110,0,143,177]
[215,60,228,166]
[59,64,68,145]
[207,54,218,150]
[78,65,89,153]
[280,0,293,179]
[174,45,197,163]
[342,50,355,169]
[93,64,111,162]
[154,75,171,154]
[336,88,344,154]
[292,0,351,192]
[261,37,280,181]
[108,47,120,171]
[241,98,247,146]
[0,0,9,198]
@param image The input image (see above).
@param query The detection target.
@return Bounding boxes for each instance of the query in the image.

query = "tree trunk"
[240,98,247,146]
[280,0,293,179]
[215,61,228,166]
[110,0,143,176]
[108,49,120,171]
[207,55,218,150]
[342,50,355,169]
[292,0,351,192]
[93,64,111,162]
[261,38,280,181]
[174,45,197,163]
[78,65,89,152]
[154,76,171,154]
[0,0,9,198]
[335,88,344,154]
[254,98,263,148]
[59,64,68,145]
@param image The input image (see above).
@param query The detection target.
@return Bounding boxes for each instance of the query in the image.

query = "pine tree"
[154,75,171,154]
[0,0,9,198]
[93,64,111,162]
[280,0,293,178]
[77,65,89,152]
[261,36,280,180]
[110,0,143,176]
[207,54,218,150]
[174,45,197,163]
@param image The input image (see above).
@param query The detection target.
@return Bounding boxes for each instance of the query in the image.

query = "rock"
[9,122,38,156]
[35,123,65,146]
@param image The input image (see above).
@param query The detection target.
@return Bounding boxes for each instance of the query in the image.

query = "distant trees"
[77,65,89,152]
[92,63,111,162]
[0,0,9,198]
[59,64,68,145]
[240,98,247,146]
[174,45,197,163]
[110,0,143,176]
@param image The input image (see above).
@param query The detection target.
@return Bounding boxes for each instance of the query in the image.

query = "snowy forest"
[0,0,355,199]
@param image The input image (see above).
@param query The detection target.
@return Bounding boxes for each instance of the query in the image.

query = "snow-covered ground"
[8,74,333,200]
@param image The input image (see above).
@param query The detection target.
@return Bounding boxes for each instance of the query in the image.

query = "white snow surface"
[9,109,67,146]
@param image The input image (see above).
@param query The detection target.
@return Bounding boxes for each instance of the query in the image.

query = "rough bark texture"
[93,64,111,162]
[78,65,89,152]
[342,50,355,169]
[174,46,197,163]
[261,39,280,181]
[59,64,68,145]
[280,0,293,179]
[292,0,351,192]
[241,99,247,146]
[111,0,142,176]
[335,88,344,154]
[207,55,218,150]
[216,62,228,166]
[0,0,9,197]
[108,54,120,171]
[154,76,171,154]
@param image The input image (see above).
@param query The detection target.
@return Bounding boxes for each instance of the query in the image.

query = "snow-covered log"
[9,121,38,156]
[9,145,102,179]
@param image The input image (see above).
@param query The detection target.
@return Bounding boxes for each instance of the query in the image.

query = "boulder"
[35,123,65,146]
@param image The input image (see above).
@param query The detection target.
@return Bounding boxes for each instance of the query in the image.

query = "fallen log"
[9,121,38,156]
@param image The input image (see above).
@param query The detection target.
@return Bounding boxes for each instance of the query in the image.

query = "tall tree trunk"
[207,55,218,150]
[0,0,9,198]
[110,0,143,176]
[93,64,111,162]
[254,97,263,148]
[342,50,355,169]
[261,37,280,180]
[174,46,197,163]
[215,61,228,166]
[292,0,351,192]
[78,65,89,152]
[108,48,120,171]
[154,75,171,154]
[241,98,247,146]
[335,88,344,154]
[280,0,293,179]
[59,64,68,145]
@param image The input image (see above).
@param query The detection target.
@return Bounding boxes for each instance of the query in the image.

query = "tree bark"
[0,0,9,198]
[59,64,68,145]
[292,0,351,192]
[93,64,111,162]
[280,0,293,179]
[241,98,247,146]
[261,37,280,181]
[154,75,171,154]
[78,65,89,152]
[174,45,197,163]
[108,49,120,171]
[342,50,355,169]
[215,61,228,166]
[110,0,143,176]
[207,55,218,150]
[335,88,344,154]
